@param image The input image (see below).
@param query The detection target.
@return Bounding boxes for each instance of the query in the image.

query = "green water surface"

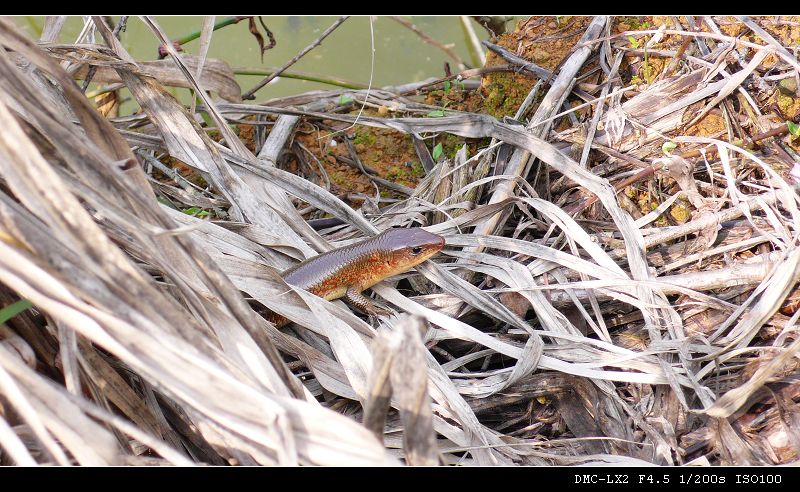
[16,16,518,109]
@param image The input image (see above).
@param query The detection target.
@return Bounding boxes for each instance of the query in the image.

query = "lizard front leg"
[344,287,391,317]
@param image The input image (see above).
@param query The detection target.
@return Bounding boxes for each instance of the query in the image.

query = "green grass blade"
[0,299,33,324]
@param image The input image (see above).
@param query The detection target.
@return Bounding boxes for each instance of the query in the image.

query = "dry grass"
[1,15,800,466]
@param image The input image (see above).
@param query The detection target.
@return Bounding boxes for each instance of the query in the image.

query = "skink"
[268,228,445,327]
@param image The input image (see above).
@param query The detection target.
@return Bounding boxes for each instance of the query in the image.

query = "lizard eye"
[410,246,424,256]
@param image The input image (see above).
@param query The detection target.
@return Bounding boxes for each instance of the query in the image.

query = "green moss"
[484,81,509,118]
[429,134,467,161]
[353,132,376,146]
[482,71,537,118]
[409,161,425,178]
[329,170,349,187]
[669,203,691,223]
[620,16,649,30]
[385,161,425,182]
[385,166,403,181]
[778,93,796,116]
[654,215,670,228]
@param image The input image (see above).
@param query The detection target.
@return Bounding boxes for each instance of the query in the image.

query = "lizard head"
[379,227,445,273]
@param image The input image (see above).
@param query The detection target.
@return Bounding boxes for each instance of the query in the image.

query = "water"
[16,16,515,106]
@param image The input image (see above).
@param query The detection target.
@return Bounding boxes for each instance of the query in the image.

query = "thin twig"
[235,67,367,89]
[390,16,467,70]
[242,16,350,100]
[78,16,128,92]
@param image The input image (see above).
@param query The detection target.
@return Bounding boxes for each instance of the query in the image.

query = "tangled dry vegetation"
[1,15,800,466]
